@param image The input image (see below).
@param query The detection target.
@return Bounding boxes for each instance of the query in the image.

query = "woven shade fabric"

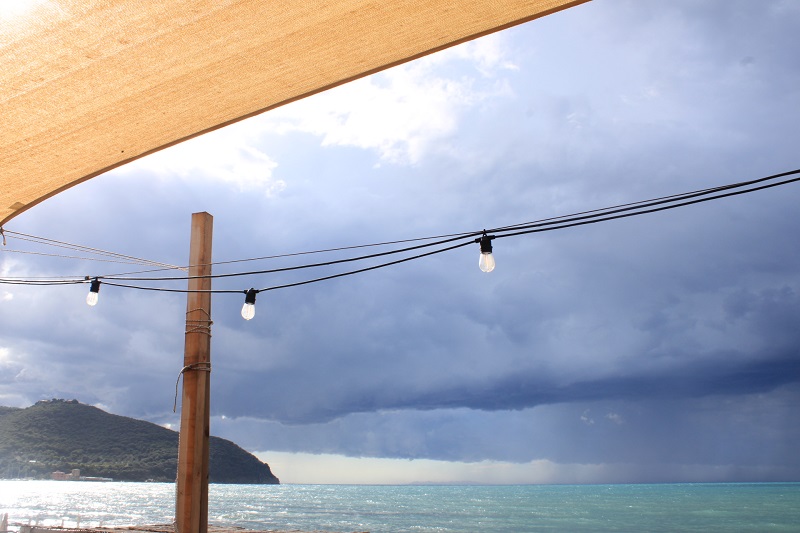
[0,0,586,225]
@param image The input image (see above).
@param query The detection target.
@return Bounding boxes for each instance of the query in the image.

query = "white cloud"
[112,123,283,194]
[262,35,515,164]
[255,451,787,485]
[1,256,19,276]
[451,35,520,74]
[259,76,453,165]
[256,451,619,485]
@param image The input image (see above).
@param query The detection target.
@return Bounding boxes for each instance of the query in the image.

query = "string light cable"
[489,167,800,235]
[10,167,794,282]
[174,230,477,271]
[0,168,798,306]
[0,230,187,271]
[82,239,474,295]
[490,168,800,240]
[97,231,479,282]
[85,166,800,284]
[0,229,477,281]
[0,247,184,266]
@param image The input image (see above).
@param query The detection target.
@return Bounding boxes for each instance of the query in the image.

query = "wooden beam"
[176,212,213,533]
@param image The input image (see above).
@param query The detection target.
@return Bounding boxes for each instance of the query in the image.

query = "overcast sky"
[2,0,800,484]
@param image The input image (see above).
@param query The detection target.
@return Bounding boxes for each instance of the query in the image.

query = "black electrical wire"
[6,232,477,281]
[493,173,800,240]
[86,230,477,279]
[489,168,800,236]
[99,280,242,294]
[6,168,798,283]
[0,279,85,286]
[96,240,473,294]
[0,238,474,293]
[97,231,481,282]
[187,230,475,268]
[1,168,798,295]
[256,240,473,293]
[92,171,776,278]
[92,167,800,284]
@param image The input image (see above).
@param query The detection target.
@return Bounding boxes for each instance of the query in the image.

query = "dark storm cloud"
[217,384,800,475]
[211,323,800,425]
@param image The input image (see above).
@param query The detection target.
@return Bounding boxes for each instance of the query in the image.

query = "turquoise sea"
[1,480,799,532]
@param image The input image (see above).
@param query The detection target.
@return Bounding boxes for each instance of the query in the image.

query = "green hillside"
[0,399,278,484]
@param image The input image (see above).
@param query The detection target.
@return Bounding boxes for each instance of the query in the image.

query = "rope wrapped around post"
[185,307,212,337]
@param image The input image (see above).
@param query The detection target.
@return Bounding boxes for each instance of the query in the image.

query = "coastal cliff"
[0,400,279,484]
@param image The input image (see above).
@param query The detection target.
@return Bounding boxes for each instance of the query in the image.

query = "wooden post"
[176,212,213,533]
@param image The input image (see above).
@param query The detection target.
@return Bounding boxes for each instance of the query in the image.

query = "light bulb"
[241,288,257,320]
[479,252,496,273]
[241,302,255,320]
[86,278,100,306]
[477,233,495,273]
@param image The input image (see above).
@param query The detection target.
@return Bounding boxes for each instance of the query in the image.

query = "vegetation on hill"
[0,399,278,484]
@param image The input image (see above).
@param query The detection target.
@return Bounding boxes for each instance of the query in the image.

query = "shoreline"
[14,525,368,533]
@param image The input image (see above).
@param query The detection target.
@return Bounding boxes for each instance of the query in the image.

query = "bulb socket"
[479,234,493,254]
[244,288,257,305]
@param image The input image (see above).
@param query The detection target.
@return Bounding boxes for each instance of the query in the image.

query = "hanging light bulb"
[241,288,257,320]
[86,278,101,306]
[477,232,495,273]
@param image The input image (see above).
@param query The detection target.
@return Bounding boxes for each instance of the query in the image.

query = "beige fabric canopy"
[0,0,586,226]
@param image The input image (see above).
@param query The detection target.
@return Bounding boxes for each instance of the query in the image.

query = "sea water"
[1,480,799,533]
